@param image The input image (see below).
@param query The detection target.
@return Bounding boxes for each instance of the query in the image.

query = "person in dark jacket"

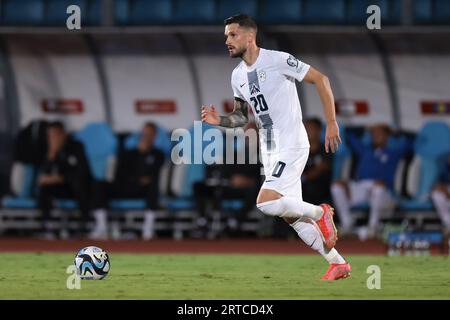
[37,121,91,238]
[91,122,165,240]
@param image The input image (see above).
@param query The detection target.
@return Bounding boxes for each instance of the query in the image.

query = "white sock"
[257,197,323,220]
[431,190,450,228]
[331,184,353,230]
[290,218,346,265]
[93,209,108,233]
[142,210,156,240]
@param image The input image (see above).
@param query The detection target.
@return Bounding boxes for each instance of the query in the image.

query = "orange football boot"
[316,204,338,249]
[321,262,352,281]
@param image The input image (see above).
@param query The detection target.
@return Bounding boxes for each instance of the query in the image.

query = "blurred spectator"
[193,122,261,238]
[431,155,450,234]
[37,121,91,238]
[302,118,332,203]
[331,124,409,239]
[91,122,165,240]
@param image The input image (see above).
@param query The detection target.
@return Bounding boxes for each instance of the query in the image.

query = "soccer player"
[201,14,350,280]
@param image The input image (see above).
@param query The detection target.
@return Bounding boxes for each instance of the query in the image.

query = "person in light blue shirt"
[431,155,450,233]
[331,124,410,239]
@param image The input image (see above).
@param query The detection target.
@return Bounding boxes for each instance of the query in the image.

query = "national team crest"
[258,71,266,82]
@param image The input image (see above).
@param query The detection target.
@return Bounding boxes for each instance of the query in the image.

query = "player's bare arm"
[303,67,342,154]
[201,98,249,128]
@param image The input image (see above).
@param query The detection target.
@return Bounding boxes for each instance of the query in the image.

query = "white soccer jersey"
[231,48,311,154]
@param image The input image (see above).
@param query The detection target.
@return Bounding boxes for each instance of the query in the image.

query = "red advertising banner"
[335,100,369,116]
[421,101,450,114]
[41,99,84,114]
[135,100,177,114]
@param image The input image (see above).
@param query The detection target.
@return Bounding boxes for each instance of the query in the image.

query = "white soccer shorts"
[260,148,309,198]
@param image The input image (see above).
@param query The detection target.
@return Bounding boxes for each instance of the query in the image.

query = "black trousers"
[193,182,259,224]
[91,181,160,210]
[37,179,90,228]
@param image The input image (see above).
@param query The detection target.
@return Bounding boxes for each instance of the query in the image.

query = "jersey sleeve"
[231,70,245,100]
[274,51,311,82]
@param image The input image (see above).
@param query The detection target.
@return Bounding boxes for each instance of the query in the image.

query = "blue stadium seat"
[166,123,218,211]
[217,0,258,22]
[303,0,346,24]
[46,0,92,26]
[116,0,173,25]
[347,0,402,25]
[258,0,302,24]
[74,122,118,181]
[2,0,45,26]
[109,199,146,210]
[2,163,38,209]
[173,0,216,24]
[414,0,433,24]
[400,122,450,210]
[435,0,450,24]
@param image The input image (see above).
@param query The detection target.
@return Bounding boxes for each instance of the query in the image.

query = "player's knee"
[256,199,283,217]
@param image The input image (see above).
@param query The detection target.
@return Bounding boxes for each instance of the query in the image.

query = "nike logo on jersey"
[265,180,275,183]
[240,83,246,87]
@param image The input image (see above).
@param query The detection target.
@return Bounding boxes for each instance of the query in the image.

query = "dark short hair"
[144,121,157,131]
[224,14,257,32]
[47,121,65,132]
[305,117,322,130]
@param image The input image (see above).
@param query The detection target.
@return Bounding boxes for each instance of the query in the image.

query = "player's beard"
[230,46,246,59]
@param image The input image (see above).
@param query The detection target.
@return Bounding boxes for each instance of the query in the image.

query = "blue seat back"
[116,0,173,25]
[303,0,345,24]
[258,0,302,24]
[217,0,258,22]
[74,122,118,180]
[414,121,450,198]
[435,0,450,24]
[414,0,433,24]
[173,0,216,24]
[347,0,402,25]
[3,0,45,25]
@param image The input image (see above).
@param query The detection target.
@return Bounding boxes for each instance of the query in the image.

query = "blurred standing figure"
[37,121,91,238]
[91,122,165,240]
[431,155,450,234]
[302,118,332,204]
[331,124,409,239]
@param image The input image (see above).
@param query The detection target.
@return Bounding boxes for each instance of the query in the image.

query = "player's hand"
[325,120,342,154]
[201,105,220,125]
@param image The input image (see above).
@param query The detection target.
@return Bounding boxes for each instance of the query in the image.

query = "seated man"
[91,122,165,240]
[193,122,261,238]
[331,124,409,239]
[302,118,332,204]
[37,121,91,238]
[431,155,450,234]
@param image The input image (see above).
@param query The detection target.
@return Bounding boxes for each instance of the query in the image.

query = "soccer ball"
[74,246,110,280]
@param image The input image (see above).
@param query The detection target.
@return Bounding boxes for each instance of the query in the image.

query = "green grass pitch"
[0,253,449,299]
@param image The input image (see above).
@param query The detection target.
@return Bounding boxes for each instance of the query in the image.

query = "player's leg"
[256,150,338,248]
[368,181,391,238]
[284,216,350,280]
[256,188,323,220]
[431,184,450,232]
